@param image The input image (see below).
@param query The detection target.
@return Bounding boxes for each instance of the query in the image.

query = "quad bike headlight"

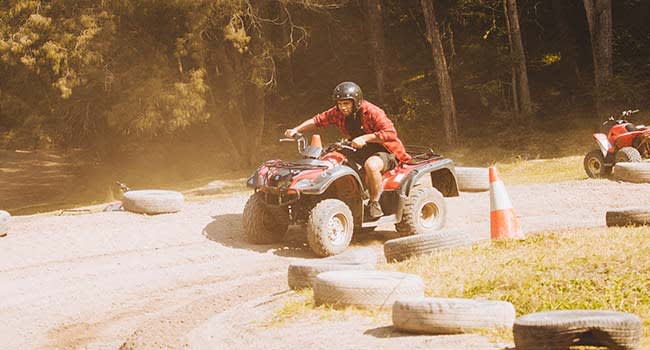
[293,178,313,189]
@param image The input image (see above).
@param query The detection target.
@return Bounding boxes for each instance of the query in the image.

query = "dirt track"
[2,178,650,350]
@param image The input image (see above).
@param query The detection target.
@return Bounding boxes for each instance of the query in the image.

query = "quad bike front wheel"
[583,150,612,178]
[242,192,289,244]
[615,147,642,163]
[307,199,354,257]
[396,187,446,237]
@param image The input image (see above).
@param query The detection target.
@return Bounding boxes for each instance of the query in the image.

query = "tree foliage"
[0,0,649,159]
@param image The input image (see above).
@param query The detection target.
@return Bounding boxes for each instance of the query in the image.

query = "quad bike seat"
[404,145,441,165]
[625,123,648,132]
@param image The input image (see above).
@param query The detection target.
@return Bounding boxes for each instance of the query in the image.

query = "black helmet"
[332,81,363,112]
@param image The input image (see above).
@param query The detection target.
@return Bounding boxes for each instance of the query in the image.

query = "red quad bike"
[584,109,650,178]
[243,133,459,257]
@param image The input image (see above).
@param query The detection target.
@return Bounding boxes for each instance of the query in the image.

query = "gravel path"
[2,178,650,350]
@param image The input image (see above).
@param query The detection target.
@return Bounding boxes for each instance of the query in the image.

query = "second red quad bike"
[584,109,650,178]
[243,133,459,257]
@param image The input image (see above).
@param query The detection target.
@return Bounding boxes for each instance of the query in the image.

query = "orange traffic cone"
[311,134,322,148]
[489,166,524,240]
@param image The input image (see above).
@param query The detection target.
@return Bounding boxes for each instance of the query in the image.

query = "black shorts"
[343,143,398,173]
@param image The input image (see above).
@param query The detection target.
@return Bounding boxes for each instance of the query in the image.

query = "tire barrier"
[455,167,489,192]
[313,270,424,309]
[384,230,473,262]
[122,190,184,215]
[513,310,642,350]
[392,297,516,334]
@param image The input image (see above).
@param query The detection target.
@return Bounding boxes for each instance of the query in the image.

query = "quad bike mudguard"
[399,158,458,197]
[394,158,458,223]
[296,164,364,195]
[593,133,611,157]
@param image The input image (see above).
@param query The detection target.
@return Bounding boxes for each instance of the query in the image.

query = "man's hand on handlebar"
[325,139,356,152]
[351,136,367,149]
[284,128,299,138]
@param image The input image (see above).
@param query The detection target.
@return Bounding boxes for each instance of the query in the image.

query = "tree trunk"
[582,0,613,118]
[206,87,244,161]
[419,0,458,145]
[504,0,533,118]
[245,83,266,166]
[206,43,249,159]
[220,44,250,157]
[362,0,387,104]
[277,0,296,91]
[551,0,582,87]
[503,4,519,113]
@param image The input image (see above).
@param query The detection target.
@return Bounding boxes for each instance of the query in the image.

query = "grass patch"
[383,227,650,344]
[263,289,314,327]
[266,289,390,328]
[497,156,587,184]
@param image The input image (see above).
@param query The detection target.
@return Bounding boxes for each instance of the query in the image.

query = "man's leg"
[364,156,384,201]
[364,155,385,218]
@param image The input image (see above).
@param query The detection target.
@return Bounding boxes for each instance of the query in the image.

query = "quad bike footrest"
[361,214,397,228]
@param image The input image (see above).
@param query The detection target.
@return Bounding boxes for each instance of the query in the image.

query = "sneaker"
[367,201,384,219]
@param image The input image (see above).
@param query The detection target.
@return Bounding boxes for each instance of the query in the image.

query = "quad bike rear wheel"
[583,150,612,178]
[307,199,354,257]
[633,133,650,158]
[615,147,642,163]
[242,192,289,244]
[396,187,446,237]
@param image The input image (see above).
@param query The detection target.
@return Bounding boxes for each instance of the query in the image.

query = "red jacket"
[312,100,411,163]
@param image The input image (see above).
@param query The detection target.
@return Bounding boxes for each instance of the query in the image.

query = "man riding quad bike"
[243,82,459,256]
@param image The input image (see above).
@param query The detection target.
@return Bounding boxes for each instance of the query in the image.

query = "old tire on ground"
[307,199,354,257]
[383,230,473,262]
[455,167,489,192]
[584,150,612,178]
[615,147,642,163]
[393,298,516,334]
[288,247,379,290]
[606,207,650,227]
[513,310,642,350]
[313,270,424,309]
[287,260,375,290]
[122,190,184,214]
[242,192,289,244]
[614,162,650,183]
[395,187,446,237]
[0,210,10,237]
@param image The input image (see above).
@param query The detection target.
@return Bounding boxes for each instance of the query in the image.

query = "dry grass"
[497,156,587,184]
[382,227,650,345]
[263,289,387,328]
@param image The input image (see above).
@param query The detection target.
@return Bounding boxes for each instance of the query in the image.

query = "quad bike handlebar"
[325,139,357,153]
[622,109,640,117]
[280,133,357,155]
[602,109,641,125]
[279,132,306,153]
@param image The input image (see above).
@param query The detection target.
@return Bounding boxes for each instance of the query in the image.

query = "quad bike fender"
[593,133,611,157]
[246,164,270,189]
[395,159,459,222]
[296,165,364,196]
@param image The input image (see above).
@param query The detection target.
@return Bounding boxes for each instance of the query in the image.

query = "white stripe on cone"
[490,180,513,211]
